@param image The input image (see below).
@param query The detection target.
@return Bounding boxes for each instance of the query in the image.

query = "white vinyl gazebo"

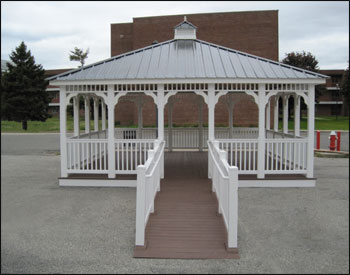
[49,18,327,249]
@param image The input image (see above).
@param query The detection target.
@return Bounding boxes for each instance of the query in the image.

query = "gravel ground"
[1,155,349,274]
[1,133,349,273]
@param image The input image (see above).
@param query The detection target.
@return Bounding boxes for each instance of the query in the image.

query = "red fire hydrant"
[328,131,338,151]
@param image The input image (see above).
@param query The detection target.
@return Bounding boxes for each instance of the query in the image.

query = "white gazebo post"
[73,96,80,137]
[84,96,90,134]
[59,87,68,177]
[168,97,173,151]
[307,85,315,178]
[274,95,279,132]
[101,101,106,131]
[208,84,215,140]
[294,94,300,137]
[257,84,266,179]
[227,93,234,139]
[107,87,115,178]
[93,97,99,132]
[137,95,143,139]
[266,99,271,130]
[157,84,165,140]
[283,95,289,135]
[198,97,204,151]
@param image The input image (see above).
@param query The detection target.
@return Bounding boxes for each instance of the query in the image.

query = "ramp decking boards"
[133,151,239,259]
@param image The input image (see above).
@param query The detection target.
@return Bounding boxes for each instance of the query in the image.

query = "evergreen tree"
[1,41,50,130]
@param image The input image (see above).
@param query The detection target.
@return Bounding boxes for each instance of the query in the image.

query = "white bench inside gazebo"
[48,18,327,250]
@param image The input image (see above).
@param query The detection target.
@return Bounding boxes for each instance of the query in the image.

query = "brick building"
[45,68,72,114]
[317,69,348,116]
[110,10,279,127]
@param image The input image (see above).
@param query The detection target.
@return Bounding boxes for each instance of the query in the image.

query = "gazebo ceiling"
[49,20,328,82]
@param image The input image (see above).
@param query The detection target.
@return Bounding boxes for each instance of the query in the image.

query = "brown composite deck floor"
[133,151,239,259]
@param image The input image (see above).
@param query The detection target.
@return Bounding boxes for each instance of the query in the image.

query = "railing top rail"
[266,138,308,142]
[114,139,155,142]
[69,129,107,140]
[67,138,108,142]
[217,139,259,142]
[144,140,165,177]
[208,141,229,179]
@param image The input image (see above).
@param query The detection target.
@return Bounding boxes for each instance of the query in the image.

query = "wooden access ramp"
[134,151,239,259]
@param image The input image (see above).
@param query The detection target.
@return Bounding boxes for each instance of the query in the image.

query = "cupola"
[174,16,197,40]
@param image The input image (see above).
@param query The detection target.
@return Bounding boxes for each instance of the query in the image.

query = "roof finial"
[184,16,187,21]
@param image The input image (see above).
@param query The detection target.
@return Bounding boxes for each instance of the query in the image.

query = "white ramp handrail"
[208,140,238,249]
[135,139,165,247]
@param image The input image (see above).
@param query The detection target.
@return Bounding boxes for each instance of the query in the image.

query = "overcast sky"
[1,1,349,70]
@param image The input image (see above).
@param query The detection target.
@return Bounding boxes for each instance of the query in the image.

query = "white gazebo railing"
[135,139,165,247]
[218,139,258,174]
[265,139,307,173]
[208,140,238,248]
[67,138,108,174]
[114,139,155,174]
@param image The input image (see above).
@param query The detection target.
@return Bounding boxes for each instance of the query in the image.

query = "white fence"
[71,129,108,139]
[114,127,258,149]
[114,140,155,174]
[218,140,258,174]
[67,139,108,173]
[217,138,307,175]
[265,139,307,173]
[66,138,154,175]
[135,140,165,246]
[208,140,238,248]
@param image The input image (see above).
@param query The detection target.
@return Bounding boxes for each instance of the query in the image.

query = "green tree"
[282,51,326,102]
[69,47,89,67]
[1,41,50,130]
[340,65,349,116]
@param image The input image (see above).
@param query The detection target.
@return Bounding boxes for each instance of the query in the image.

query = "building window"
[331,76,341,85]
[331,104,341,116]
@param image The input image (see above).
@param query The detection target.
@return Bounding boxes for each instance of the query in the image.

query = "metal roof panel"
[49,39,328,82]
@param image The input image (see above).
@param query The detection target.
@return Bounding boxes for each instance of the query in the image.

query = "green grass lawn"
[1,115,349,133]
[1,116,104,133]
[278,116,349,131]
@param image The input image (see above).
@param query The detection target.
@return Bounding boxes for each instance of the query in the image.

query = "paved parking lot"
[1,134,349,274]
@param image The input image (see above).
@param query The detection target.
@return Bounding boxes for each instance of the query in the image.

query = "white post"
[266,99,271,130]
[59,87,68,177]
[257,84,266,179]
[168,99,173,151]
[274,96,279,132]
[73,96,80,137]
[84,96,90,134]
[157,85,165,141]
[137,95,143,139]
[283,95,289,134]
[228,93,233,139]
[94,97,99,132]
[198,97,204,151]
[101,101,106,131]
[307,85,315,178]
[107,88,115,178]
[135,165,146,246]
[208,141,212,179]
[228,166,238,248]
[294,94,300,137]
[208,84,215,140]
